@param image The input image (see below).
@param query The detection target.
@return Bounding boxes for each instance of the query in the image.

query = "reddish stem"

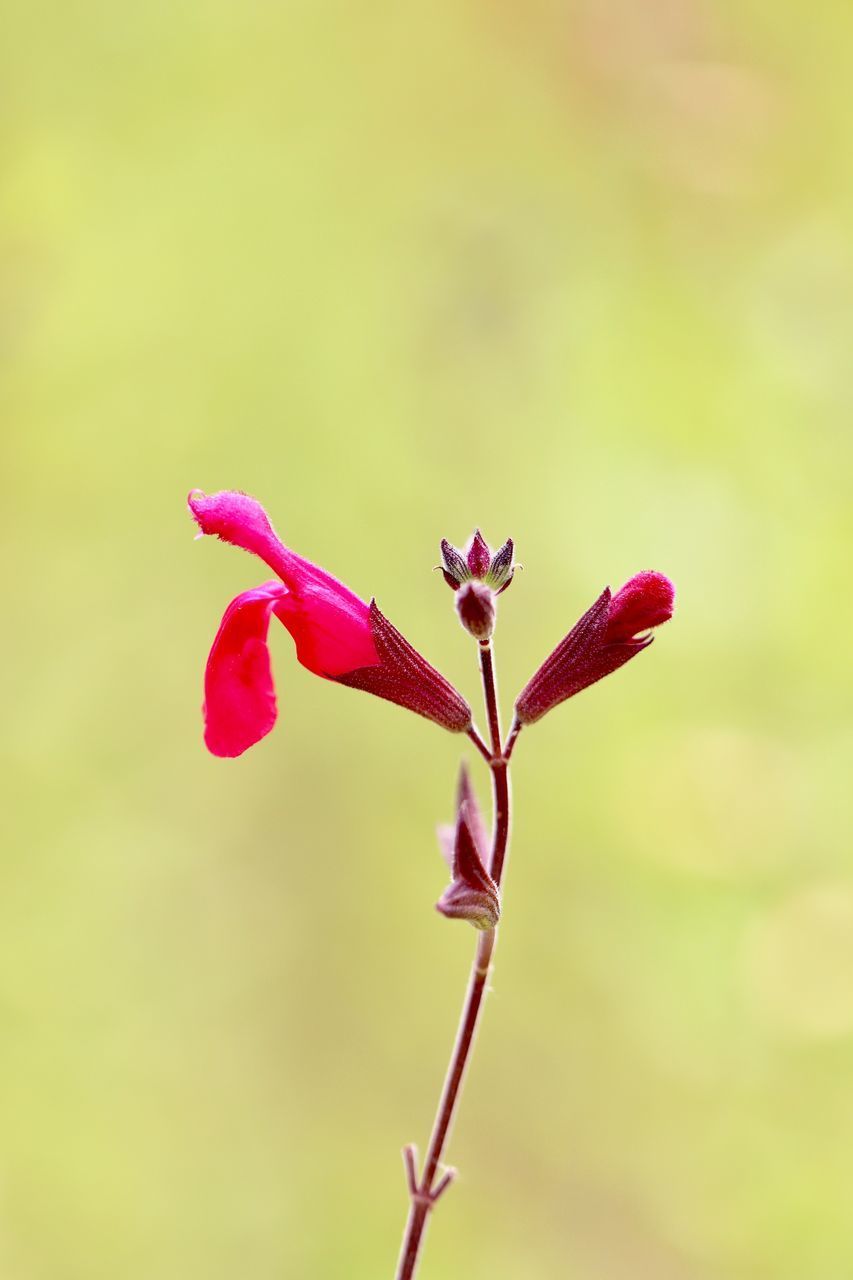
[479,641,502,759]
[503,715,522,762]
[481,639,511,888]
[466,724,492,764]
[395,639,511,1279]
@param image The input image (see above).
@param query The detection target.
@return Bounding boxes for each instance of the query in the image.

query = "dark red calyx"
[335,600,472,732]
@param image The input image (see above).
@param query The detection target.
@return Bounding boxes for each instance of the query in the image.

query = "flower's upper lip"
[188,487,370,608]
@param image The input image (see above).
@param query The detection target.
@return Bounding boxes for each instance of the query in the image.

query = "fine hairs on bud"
[455,581,495,641]
[515,572,675,725]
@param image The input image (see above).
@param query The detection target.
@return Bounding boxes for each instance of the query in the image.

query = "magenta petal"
[189,489,366,607]
[188,489,378,678]
[203,582,287,757]
[273,585,377,678]
[607,572,675,643]
[189,489,304,583]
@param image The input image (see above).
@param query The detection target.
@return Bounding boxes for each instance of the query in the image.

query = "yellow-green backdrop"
[3,2,852,1277]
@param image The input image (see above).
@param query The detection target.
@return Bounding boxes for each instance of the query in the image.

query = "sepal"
[335,601,472,732]
[485,539,515,594]
[466,530,492,578]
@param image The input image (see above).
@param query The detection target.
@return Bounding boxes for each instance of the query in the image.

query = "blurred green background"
[3,2,853,1277]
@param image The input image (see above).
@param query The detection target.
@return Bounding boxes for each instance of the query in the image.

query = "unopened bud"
[455,581,495,641]
[439,530,516,597]
[606,571,675,643]
[514,572,675,725]
[436,777,500,931]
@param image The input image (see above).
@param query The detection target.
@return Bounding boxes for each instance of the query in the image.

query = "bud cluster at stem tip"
[440,530,515,642]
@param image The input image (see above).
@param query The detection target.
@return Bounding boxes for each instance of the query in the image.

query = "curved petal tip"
[202,582,286,757]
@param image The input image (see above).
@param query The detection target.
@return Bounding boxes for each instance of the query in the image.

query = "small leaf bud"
[436,877,500,930]
[436,783,500,931]
[455,581,495,642]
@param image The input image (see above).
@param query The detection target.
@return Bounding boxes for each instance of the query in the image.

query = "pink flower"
[515,571,675,725]
[189,489,471,756]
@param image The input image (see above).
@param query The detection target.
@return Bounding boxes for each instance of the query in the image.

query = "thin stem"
[395,931,495,1280]
[419,929,494,1189]
[480,639,511,887]
[503,715,522,763]
[402,1146,419,1198]
[430,1169,456,1203]
[466,724,492,765]
[478,641,502,758]
[488,761,510,888]
[395,637,513,1280]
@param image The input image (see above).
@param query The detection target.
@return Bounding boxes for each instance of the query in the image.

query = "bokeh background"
[3,2,853,1277]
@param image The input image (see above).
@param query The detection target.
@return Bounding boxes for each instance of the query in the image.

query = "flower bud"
[436,772,500,931]
[436,876,500,930]
[606,571,675,642]
[515,572,675,725]
[455,581,495,641]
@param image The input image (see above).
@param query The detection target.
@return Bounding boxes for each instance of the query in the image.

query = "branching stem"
[395,638,512,1279]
